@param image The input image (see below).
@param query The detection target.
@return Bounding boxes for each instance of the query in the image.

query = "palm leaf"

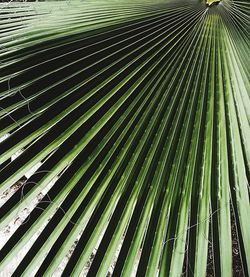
[0,0,249,276]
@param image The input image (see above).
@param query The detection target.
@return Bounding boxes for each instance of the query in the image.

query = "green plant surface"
[0,0,249,276]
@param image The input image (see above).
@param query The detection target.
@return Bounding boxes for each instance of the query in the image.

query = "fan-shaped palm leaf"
[0,0,249,276]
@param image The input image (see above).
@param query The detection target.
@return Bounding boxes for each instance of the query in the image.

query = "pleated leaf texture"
[0,0,249,276]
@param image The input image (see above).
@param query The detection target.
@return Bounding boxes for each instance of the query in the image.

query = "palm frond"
[0,0,249,276]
